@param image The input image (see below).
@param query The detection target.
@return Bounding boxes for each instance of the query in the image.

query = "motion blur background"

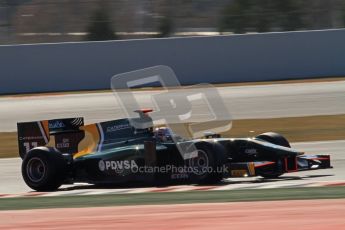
[1,0,345,44]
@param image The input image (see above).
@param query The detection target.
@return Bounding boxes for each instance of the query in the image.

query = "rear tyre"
[22,147,67,191]
[255,132,290,179]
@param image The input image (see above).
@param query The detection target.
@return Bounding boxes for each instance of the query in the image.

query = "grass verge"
[0,132,18,158]
[1,186,345,210]
[1,114,344,158]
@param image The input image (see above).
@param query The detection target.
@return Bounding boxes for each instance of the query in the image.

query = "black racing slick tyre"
[22,147,67,191]
[255,132,291,148]
[187,142,226,185]
[255,132,290,179]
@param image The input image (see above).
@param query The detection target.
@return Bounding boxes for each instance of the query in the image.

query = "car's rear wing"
[17,115,154,159]
[17,118,84,158]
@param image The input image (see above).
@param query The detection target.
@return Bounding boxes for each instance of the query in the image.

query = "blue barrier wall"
[1,29,345,94]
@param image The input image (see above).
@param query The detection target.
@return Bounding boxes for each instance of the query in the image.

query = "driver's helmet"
[154,127,173,142]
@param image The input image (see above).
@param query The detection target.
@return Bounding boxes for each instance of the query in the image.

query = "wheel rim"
[26,157,46,183]
[189,150,209,176]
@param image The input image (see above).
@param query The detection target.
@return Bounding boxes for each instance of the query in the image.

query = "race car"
[17,109,332,191]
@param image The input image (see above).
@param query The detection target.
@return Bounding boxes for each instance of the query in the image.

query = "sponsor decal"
[49,121,66,129]
[171,173,189,179]
[56,138,70,148]
[245,148,258,154]
[19,136,44,141]
[98,160,106,172]
[71,118,84,127]
[106,123,131,133]
[98,160,138,172]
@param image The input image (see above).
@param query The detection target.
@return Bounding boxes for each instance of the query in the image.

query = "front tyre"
[22,147,67,191]
[255,132,290,179]
[255,132,291,148]
[188,142,226,184]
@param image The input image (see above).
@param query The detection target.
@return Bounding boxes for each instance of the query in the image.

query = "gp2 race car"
[17,110,332,191]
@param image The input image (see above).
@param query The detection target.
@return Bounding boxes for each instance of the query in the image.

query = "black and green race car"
[17,109,332,191]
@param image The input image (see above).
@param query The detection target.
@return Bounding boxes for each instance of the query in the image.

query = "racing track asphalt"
[0,140,344,195]
[0,80,344,132]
